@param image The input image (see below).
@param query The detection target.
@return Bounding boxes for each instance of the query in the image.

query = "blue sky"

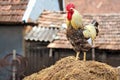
[22,0,60,22]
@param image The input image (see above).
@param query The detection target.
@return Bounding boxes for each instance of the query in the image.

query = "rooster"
[66,3,99,61]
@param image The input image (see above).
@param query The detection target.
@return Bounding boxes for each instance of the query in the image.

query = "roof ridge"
[42,10,66,14]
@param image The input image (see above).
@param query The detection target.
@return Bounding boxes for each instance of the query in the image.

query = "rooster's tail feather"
[91,20,99,36]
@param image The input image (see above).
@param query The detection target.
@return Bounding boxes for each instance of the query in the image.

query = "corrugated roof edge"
[25,26,59,42]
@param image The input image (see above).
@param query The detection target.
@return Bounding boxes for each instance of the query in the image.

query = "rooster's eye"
[70,8,73,12]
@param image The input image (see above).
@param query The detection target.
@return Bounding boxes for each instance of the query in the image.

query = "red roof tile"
[26,10,120,50]
[0,0,28,23]
[45,11,120,50]
[83,14,120,50]
[47,29,73,49]
[24,11,65,42]
[36,10,66,28]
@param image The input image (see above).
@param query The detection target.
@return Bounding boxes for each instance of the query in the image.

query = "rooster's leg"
[75,52,80,60]
[83,52,86,61]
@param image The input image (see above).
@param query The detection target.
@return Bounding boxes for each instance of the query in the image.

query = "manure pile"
[23,56,118,80]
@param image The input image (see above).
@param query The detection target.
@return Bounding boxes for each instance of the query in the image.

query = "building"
[24,10,66,75]
[48,13,120,67]
[0,0,64,78]
[0,0,29,58]
[0,0,30,79]
[63,0,120,67]
[24,0,120,76]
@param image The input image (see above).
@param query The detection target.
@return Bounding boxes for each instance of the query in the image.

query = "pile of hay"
[23,56,118,80]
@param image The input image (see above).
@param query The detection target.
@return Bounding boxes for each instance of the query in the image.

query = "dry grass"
[23,56,118,80]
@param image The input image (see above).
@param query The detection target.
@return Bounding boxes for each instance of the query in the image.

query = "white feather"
[87,38,92,45]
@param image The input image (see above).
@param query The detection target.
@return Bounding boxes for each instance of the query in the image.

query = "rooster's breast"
[66,26,91,52]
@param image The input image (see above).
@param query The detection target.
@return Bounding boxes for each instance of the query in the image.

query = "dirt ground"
[23,56,118,80]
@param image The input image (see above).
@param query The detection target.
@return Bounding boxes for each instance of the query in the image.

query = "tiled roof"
[47,28,73,49]
[0,0,28,23]
[84,14,120,50]
[47,12,120,50]
[25,10,120,50]
[65,0,120,14]
[36,10,66,28]
[25,11,65,42]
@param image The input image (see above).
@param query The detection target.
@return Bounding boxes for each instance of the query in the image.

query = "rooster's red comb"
[66,3,75,11]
